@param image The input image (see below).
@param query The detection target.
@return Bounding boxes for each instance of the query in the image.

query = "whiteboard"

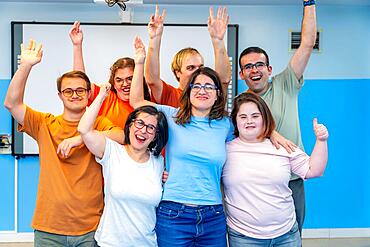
[11,22,238,155]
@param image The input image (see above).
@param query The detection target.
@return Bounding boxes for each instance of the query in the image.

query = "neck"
[191,107,211,117]
[62,108,85,122]
[125,144,150,163]
[239,136,264,143]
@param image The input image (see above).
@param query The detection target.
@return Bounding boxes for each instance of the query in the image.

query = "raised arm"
[305,118,329,178]
[145,5,166,102]
[130,37,156,109]
[289,1,317,79]
[208,6,231,92]
[69,21,85,72]
[4,39,43,125]
[77,83,112,159]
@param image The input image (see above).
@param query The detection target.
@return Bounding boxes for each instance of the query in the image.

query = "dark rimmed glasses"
[190,83,218,93]
[242,62,267,72]
[133,119,157,135]
[61,87,87,97]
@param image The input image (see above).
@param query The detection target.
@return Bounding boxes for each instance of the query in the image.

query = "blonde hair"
[171,47,201,81]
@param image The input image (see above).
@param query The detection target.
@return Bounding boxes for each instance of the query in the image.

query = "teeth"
[136,135,146,141]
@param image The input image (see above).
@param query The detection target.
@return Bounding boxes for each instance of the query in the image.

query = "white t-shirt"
[223,138,310,239]
[95,138,164,247]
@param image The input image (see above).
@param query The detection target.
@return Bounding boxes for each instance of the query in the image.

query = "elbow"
[77,125,88,136]
[4,98,15,112]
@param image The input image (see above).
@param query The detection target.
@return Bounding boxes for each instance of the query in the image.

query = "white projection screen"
[11,22,238,155]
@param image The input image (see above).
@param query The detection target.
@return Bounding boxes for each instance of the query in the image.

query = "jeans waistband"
[159,200,223,212]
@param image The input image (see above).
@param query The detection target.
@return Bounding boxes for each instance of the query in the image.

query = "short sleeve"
[17,106,50,140]
[289,149,310,179]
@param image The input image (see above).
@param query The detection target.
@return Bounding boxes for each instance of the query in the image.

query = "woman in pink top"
[223,92,329,247]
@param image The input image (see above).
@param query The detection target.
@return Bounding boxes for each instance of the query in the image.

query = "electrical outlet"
[0,134,12,154]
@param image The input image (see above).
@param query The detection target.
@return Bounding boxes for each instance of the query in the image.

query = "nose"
[71,91,79,98]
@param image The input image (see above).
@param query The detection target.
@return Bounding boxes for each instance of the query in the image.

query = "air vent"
[289,29,321,52]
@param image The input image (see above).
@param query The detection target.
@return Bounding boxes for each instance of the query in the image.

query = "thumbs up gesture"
[313,118,329,141]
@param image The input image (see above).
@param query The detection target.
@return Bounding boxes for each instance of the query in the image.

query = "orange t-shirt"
[155,80,183,108]
[89,85,134,128]
[18,106,117,235]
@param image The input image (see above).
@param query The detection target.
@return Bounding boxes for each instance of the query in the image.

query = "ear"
[239,70,245,80]
[58,92,63,101]
[267,65,273,76]
[175,70,181,81]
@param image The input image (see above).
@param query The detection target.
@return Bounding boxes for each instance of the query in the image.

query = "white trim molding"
[303,228,370,239]
[0,232,33,242]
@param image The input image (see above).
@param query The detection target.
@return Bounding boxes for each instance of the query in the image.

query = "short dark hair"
[231,92,275,139]
[109,57,151,100]
[123,105,168,157]
[175,67,226,125]
[57,70,91,92]
[239,46,270,70]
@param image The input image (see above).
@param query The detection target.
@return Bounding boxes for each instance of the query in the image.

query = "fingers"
[161,9,166,20]
[209,6,214,20]
[313,117,318,129]
[271,138,280,150]
[155,4,159,18]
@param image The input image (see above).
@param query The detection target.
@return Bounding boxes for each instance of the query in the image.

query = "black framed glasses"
[61,87,87,97]
[190,83,218,93]
[242,62,267,72]
[133,119,157,135]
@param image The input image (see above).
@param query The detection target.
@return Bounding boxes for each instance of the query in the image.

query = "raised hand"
[208,6,229,41]
[148,5,166,39]
[313,118,329,141]
[97,83,111,100]
[69,21,83,45]
[134,36,146,65]
[20,39,43,66]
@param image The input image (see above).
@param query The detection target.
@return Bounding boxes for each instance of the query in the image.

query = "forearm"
[212,38,231,87]
[78,95,104,135]
[145,38,162,85]
[306,140,328,178]
[4,64,31,109]
[73,44,85,72]
[130,63,154,108]
[290,4,316,79]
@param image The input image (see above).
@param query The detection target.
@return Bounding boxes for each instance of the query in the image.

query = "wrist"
[303,0,315,6]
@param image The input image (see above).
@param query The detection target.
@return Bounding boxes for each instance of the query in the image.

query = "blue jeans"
[34,230,98,247]
[227,221,301,247]
[155,201,227,247]
[289,178,305,235]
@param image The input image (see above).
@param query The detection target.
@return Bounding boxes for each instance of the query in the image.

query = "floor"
[1,238,370,247]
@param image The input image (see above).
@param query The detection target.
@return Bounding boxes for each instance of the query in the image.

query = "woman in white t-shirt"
[77,83,168,247]
[223,92,329,247]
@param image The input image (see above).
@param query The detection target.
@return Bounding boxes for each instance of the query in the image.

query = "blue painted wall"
[0,2,369,233]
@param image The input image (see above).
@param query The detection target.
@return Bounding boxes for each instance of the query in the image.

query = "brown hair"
[171,47,201,82]
[57,70,91,92]
[175,67,226,125]
[231,92,275,139]
[109,57,151,100]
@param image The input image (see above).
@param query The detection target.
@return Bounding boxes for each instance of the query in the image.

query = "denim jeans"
[227,221,301,247]
[34,230,98,247]
[155,200,227,247]
[289,178,305,235]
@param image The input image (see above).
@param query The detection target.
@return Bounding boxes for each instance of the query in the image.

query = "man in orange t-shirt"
[4,40,123,246]
[145,6,231,108]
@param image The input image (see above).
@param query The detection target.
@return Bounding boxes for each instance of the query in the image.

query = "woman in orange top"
[69,21,150,128]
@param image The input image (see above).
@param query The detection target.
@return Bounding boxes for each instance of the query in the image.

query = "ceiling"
[0,0,369,5]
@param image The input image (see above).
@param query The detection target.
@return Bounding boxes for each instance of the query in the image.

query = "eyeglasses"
[133,119,157,135]
[115,76,132,86]
[190,83,218,93]
[61,87,88,97]
[242,62,267,72]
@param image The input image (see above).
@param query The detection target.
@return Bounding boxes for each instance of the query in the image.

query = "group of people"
[4,1,329,247]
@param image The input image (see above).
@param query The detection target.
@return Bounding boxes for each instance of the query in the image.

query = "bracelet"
[303,0,315,6]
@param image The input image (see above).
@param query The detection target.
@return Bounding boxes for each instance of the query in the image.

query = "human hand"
[208,6,229,41]
[162,170,169,183]
[313,118,329,141]
[148,5,166,39]
[57,135,83,158]
[134,36,146,65]
[270,130,297,154]
[20,39,43,66]
[97,83,111,100]
[69,21,83,45]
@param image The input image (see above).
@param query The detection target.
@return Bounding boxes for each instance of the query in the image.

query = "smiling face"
[189,74,218,116]
[239,52,272,95]
[236,102,264,143]
[113,67,134,102]
[128,112,158,152]
[58,77,90,114]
